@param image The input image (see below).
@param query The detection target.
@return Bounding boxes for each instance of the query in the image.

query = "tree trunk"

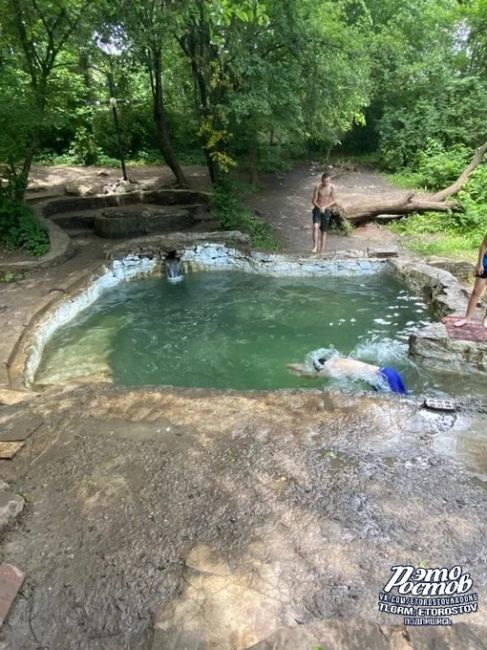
[343,194,456,225]
[150,48,189,188]
[249,143,259,185]
[431,140,487,202]
[16,131,39,200]
[340,139,487,225]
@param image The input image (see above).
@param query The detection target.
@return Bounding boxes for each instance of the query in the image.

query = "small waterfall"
[165,253,183,283]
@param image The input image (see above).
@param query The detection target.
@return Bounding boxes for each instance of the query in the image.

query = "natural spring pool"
[35,267,485,397]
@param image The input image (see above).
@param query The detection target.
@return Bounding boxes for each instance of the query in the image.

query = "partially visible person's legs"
[311,207,321,253]
[454,276,487,327]
[319,210,331,253]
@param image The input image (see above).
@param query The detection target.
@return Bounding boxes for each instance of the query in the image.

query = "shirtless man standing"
[311,172,336,253]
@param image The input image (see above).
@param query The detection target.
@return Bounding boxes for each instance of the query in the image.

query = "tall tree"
[175,0,372,183]
[106,1,188,187]
[0,0,93,199]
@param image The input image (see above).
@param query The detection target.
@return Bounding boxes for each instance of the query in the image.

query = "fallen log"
[334,139,487,225]
[340,195,457,226]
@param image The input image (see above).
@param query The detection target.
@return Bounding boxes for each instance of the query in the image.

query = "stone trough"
[41,188,213,239]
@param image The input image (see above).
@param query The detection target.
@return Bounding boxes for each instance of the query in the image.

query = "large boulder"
[64,178,96,197]
[409,322,487,373]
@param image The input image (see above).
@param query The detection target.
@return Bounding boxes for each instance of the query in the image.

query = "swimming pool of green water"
[35,270,479,396]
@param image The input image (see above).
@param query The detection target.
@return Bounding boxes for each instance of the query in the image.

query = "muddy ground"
[1,387,487,649]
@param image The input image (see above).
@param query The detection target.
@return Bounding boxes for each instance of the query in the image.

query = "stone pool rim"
[7,233,476,390]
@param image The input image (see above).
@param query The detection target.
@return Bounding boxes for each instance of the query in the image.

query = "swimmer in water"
[287,350,408,395]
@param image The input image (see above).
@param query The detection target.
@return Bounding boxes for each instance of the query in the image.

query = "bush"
[415,141,471,190]
[388,161,487,258]
[212,181,279,250]
[0,199,49,256]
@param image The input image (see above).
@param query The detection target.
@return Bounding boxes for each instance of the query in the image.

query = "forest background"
[0,0,486,257]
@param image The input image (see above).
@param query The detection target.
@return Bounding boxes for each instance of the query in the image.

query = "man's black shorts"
[312,206,331,232]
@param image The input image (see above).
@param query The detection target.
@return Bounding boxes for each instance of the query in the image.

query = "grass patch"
[387,212,480,260]
[0,270,25,283]
[387,170,424,190]
[212,180,279,250]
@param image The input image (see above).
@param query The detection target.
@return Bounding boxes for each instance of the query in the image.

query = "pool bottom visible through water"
[35,270,482,397]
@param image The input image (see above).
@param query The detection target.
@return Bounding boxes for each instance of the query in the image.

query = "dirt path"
[25,162,405,255]
[247,163,404,253]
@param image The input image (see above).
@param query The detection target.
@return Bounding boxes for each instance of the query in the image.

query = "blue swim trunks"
[378,367,408,395]
[477,254,487,279]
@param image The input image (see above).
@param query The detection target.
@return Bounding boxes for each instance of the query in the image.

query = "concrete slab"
[0,411,43,442]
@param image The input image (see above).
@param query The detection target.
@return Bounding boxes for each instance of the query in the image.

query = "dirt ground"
[25,160,402,254]
[246,162,402,253]
[1,387,487,649]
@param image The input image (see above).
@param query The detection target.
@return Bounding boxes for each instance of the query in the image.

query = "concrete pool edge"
[6,233,479,390]
[390,259,487,374]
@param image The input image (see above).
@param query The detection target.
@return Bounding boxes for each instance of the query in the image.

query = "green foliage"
[389,141,471,190]
[416,142,471,190]
[212,181,279,249]
[0,0,485,206]
[388,160,487,258]
[0,271,25,283]
[0,199,49,256]
[68,127,100,166]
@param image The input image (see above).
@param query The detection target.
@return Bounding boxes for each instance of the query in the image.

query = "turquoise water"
[37,269,460,394]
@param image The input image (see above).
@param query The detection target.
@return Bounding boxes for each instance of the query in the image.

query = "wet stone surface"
[0,386,486,649]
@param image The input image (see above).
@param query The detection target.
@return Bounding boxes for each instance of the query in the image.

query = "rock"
[26,179,49,193]
[0,389,37,406]
[367,247,399,258]
[94,207,193,239]
[0,442,24,459]
[96,169,110,176]
[153,543,282,650]
[0,488,25,532]
[65,180,96,197]
[409,322,487,373]
[427,257,476,283]
[102,179,141,195]
[390,258,468,318]
[0,409,43,441]
[0,564,25,627]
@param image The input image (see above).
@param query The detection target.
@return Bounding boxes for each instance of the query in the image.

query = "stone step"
[50,212,95,230]
[94,206,195,239]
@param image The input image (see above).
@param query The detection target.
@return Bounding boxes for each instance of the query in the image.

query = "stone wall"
[389,258,468,318]
[13,236,388,388]
[12,256,158,388]
[11,238,484,388]
[410,322,487,374]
